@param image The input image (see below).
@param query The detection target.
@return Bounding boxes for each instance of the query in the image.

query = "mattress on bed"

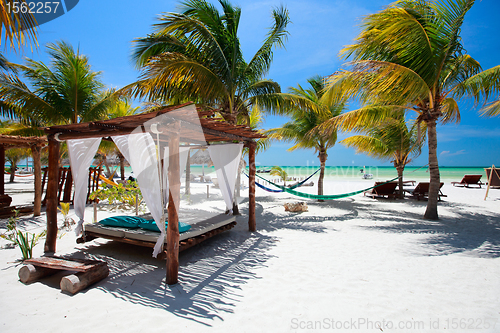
[84,213,235,243]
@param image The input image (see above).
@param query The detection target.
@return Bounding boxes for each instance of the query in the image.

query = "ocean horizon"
[8,164,491,182]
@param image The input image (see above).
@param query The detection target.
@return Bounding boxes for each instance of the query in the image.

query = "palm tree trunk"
[396,165,404,199]
[9,161,16,183]
[119,154,125,180]
[424,119,440,220]
[318,150,327,202]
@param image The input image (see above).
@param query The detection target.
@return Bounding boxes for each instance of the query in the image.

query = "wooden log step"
[60,264,109,295]
[18,264,58,284]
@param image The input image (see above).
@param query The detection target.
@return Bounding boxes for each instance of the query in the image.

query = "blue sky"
[3,0,500,167]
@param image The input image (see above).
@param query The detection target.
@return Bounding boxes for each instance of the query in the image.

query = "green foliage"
[0,210,46,260]
[89,180,143,211]
[270,166,288,185]
[0,41,117,124]
[130,0,290,124]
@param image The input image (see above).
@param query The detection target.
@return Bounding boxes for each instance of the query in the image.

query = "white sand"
[1,174,499,332]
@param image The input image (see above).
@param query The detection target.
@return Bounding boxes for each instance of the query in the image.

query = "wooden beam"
[0,145,4,196]
[44,136,59,253]
[31,145,42,216]
[166,120,181,285]
[248,142,256,232]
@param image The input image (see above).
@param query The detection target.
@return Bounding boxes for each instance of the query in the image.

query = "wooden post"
[166,121,180,285]
[31,145,42,216]
[185,150,191,195]
[44,136,59,253]
[484,164,495,200]
[93,200,98,222]
[248,142,256,232]
[0,145,4,195]
[207,184,209,198]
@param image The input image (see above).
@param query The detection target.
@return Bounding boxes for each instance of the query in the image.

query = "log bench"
[19,256,109,294]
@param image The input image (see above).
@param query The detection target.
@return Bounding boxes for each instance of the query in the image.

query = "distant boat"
[362,173,373,179]
[257,169,271,173]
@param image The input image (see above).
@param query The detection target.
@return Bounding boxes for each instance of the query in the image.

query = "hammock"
[254,172,400,200]
[245,169,320,193]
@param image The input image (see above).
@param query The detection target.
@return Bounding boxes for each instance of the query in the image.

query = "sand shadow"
[356,200,500,258]
[69,222,277,326]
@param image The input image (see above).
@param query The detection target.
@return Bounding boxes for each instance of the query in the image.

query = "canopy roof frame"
[42,102,259,285]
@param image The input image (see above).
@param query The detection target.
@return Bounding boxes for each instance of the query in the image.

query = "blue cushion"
[138,219,191,233]
[99,216,145,228]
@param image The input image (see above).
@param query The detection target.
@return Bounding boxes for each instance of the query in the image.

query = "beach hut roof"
[42,102,265,143]
[190,149,212,165]
[0,134,47,149]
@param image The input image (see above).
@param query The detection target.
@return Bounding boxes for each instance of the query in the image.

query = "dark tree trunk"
[424,119,440,220]
[9,160,16,183]
[318,150,327,202]
[396,165,404,199]
[119,153,125,180]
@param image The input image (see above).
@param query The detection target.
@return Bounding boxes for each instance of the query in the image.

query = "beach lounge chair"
[364,182,398,199]
[404,182,447,200]
[451,175,483,188]
[485,167,500,188]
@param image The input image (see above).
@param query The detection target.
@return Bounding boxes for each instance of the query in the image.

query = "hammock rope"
[245,169,320,193]
[250,164,429,200]
[255,172,399,200]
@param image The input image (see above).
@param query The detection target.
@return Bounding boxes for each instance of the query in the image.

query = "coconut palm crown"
[0,41,116,125]
[130,0,291,125]
[340,113,425,199]
[321,0,500,219]
[266,75,345,199]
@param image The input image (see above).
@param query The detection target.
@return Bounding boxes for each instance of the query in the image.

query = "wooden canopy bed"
[43,102,262,285]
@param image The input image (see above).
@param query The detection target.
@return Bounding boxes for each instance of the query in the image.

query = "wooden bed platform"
[77,213,236,254]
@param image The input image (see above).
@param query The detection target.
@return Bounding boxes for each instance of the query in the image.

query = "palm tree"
[5,147,30,183]
[1,0,38,51]
[270,166,288,186]
[0,40,115,125]
[266,76,345,199]
[129,0,290,125]
[97,99,139,180]
[340,114,425,199]
[322,0,500,219]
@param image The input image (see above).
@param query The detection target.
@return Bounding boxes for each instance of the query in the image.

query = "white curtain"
[111,135,132,166]
[114,133,165,257]
[208,143,243,212]
[67,137,102,236]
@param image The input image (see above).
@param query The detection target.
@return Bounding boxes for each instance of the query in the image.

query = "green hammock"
[254,173,400,200]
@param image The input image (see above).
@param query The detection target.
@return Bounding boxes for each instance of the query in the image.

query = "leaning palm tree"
[340,114,425,199]
[322,0,500,219]
[270,166,288,186]
[129,0,291,125]
[0,40,116,125]
[266,76,345,199]
[0,0,38,51]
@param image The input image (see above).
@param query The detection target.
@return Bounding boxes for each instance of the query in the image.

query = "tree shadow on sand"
[353,199,500,258]
[59,198,339,326]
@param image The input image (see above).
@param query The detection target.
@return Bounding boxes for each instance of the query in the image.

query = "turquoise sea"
[9,164,490,182]
[247,166,490,182]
